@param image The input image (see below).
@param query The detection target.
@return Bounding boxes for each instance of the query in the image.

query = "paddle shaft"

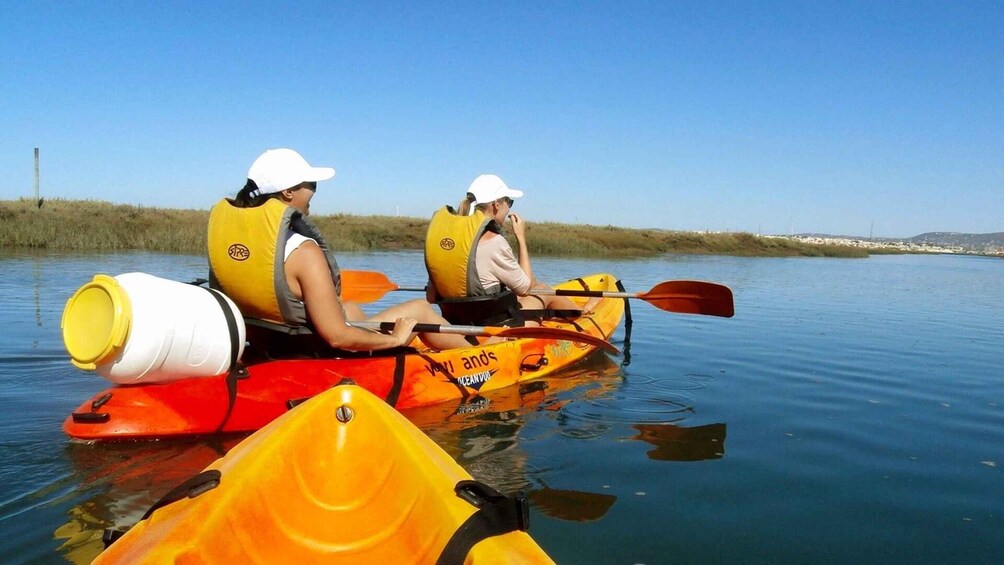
[374,285,666,301]
[349,321,619,354]
[351,281,670,300]
[352,321,511,337]
[339,270,734,317]
[530,289,636,299]
[398,286,716,301]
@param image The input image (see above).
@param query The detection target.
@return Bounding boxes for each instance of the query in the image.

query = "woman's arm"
[285,242,416,350]
[507,212,534,285]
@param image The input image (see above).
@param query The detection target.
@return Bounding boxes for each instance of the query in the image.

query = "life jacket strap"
[203,287,248,433]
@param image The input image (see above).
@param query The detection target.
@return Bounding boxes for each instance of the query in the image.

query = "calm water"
[0,250,1000,564]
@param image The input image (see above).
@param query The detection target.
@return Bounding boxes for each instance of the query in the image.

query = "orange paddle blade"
[536,279,734,317]
[639,281,734,318]
[339,270,398,303]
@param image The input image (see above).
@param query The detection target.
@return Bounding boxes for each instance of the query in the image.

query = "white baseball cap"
[467,174,524,205]
[247,148,335,196]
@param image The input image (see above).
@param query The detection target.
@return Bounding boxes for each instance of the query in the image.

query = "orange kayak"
[64,273,624,441]
[94,383,553,564]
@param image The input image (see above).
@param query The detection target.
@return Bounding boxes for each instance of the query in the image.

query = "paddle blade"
[640,281,735,318]
[495,327,620,355]
[339,270,398,303]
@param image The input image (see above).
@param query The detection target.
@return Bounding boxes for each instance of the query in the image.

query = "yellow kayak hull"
[95,384,554,564]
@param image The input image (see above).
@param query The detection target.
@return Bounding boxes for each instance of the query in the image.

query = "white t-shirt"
[475,235,532,295]
[284,233,315,261]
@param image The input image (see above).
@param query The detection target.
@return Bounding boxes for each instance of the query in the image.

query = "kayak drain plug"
[335,405,354,423]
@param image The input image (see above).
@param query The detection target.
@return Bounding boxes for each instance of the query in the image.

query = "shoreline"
[0,197,974,259]
[776,235,998,256]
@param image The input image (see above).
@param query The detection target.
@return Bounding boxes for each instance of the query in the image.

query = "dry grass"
[0,198,868,258]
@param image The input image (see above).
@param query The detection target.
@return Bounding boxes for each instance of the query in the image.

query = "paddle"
[340,270,423,303]
[349,321,620,354]
[531,280,734,318]
[340,270,735,318]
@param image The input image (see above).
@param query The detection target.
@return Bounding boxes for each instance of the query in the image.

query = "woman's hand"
[508,212,527,241]
[390,317,419,347]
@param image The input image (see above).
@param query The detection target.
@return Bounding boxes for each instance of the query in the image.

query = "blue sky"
[2,2,1001,237]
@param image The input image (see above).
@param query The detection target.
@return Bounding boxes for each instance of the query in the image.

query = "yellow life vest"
[424,206,501,299]
[207,198,340,326]
[425,206,524,327]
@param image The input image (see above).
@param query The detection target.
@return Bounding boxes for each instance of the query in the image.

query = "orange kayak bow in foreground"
[95,383,553,564]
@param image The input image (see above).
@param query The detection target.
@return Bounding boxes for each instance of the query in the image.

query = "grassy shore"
[0,198,868,258]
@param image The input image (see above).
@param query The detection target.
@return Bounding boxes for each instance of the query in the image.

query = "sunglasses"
[501,196,514,208]
[292,182,317,193]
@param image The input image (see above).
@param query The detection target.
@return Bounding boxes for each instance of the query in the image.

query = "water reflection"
[527,487,617,523]
[33,254,42,328]
[406,355,627,523]
[54,438,242,563]
[407,355,730,523]
[632,422,726,462]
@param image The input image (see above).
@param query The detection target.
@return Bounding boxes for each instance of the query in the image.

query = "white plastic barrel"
[61,272,246,384]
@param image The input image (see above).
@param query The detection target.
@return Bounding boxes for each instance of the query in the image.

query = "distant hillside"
[795,231,1004,252]
[906,232,1004,251]
[795,232,890,241]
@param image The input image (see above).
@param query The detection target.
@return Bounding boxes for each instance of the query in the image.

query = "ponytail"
[456,192,476,216]
[232,179,274,208]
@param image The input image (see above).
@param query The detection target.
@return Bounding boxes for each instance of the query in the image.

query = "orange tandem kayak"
[64,273,624,441]
[94,383,553,564]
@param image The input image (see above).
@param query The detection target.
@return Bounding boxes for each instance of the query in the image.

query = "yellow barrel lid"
[61,274,132,370]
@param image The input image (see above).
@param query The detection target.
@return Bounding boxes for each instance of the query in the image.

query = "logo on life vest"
[439,238,456,250]
[228,243,250,261]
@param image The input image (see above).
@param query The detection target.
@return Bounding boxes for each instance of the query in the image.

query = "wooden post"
[34,147,40,202]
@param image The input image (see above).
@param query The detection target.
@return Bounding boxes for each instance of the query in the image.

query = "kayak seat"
[438,292,582,326]
[436,291,524,326]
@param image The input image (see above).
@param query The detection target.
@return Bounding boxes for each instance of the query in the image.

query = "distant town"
[765,233,1004,256]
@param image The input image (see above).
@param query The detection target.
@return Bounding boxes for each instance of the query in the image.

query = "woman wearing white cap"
[208,148,469,352]
[424,174,583,328]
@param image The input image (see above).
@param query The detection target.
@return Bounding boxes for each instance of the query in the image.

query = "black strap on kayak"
[616,279,633,366]
[436,480,529,565]
[203,287,247,434]
[103,470,222,548]
[616,279,633,333]
[384,353,406,407]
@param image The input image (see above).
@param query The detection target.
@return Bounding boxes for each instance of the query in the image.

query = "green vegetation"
[0,198,868,258]
[525,222,867,258]
[0,198,205,253]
